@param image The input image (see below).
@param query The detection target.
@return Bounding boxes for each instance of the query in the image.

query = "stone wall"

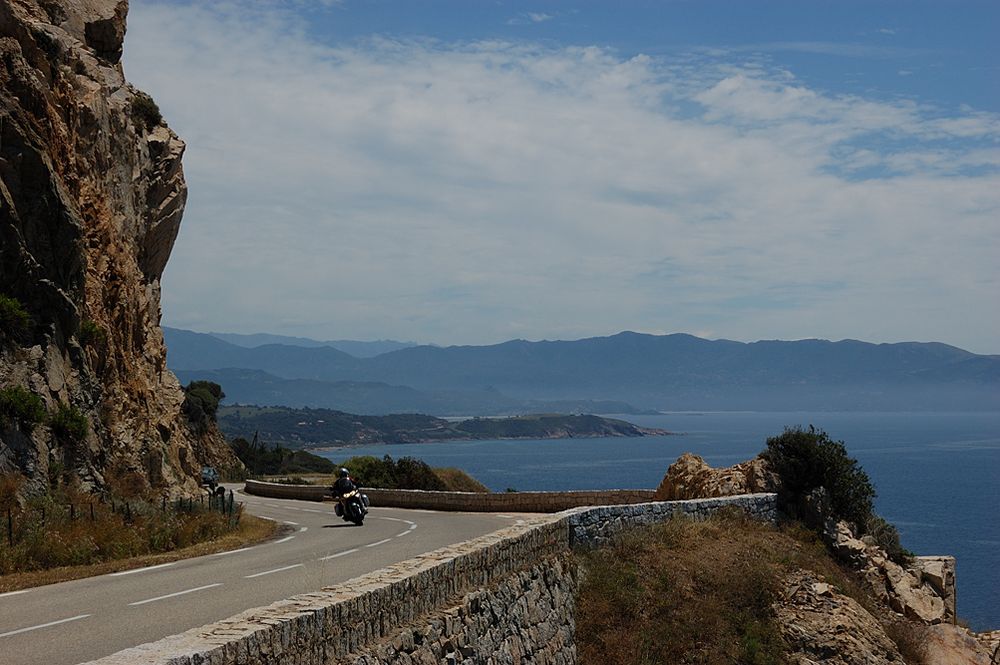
[86,494,776,664]
[244,479,657,512]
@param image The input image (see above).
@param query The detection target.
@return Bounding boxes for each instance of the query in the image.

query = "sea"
[317,411,999,631]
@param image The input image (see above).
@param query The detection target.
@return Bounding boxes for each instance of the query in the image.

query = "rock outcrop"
[653,452,779,500]
[1,0,237,496]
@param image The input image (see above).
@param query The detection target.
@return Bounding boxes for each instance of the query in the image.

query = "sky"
[123,1,1000,354]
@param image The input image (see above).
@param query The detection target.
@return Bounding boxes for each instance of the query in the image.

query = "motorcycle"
[334,488,369,526]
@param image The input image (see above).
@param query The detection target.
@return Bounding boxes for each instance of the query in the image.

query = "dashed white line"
[128,584,222,607]
[273,535,295,544]
[319,548,358,561]
[301,509,323,513]
[396,530,411,538]
[0,614,91,639]
[364,538,392,548]
[0,589,31,599]
[408,524,417,530]
[109,562,176,577]
[244,564,304,579]
[212,546,254,557]
[299,526,308,533]
[282,520,299,526]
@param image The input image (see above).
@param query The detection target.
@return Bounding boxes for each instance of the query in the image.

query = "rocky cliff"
[0,0,237,496]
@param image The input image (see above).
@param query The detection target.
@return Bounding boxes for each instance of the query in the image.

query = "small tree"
[50,403,89,443]
[183,381,224,432]
[0,294,30,341]
[761,426,875,530]
[130,91,162,130]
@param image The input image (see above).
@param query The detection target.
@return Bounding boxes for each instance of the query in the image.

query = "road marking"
[396,530,411,537]
[0,614,91,639]
[0,590,31,599]
[110,562,176,577]
[301,509,323,513]
[244,564,304,579]
[319,548,358,561]
[496,514,514,518]
[282,520,299,526]
[274,535,295,544]
[408,524,417,530]
[299,526,308,532]
[128,583,222,606]
[258,516,277,522]
[212,547,254,557]
[265,504,280,508]
[364,538,392,548]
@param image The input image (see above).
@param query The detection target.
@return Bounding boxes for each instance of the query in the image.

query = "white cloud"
[125,2,1000,353]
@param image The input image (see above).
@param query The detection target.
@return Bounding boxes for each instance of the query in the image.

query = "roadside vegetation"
[0,473,278,591]
[576,510,925,665]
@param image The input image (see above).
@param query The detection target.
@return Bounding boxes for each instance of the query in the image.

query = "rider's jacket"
[332,476,356,497]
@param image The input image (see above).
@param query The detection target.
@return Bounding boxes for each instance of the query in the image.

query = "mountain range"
[163,328,999,414]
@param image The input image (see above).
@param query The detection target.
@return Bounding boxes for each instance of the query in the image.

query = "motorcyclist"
[331,467,357,498]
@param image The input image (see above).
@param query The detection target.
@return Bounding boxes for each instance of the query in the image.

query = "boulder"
[653,452,778,500]
[923,625,994,665]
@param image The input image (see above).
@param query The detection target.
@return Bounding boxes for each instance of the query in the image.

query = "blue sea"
[318,412,1000,631]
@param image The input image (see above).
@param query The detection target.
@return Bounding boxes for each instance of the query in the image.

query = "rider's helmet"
[339,468,350,478]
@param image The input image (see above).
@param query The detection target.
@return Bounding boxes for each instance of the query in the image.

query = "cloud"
[507,11,555,25]
[124,2,1000,353]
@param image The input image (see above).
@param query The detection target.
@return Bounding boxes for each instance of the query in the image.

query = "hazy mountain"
[165,329,1000,412]
[174,368,648,416]
[201,330,418,357]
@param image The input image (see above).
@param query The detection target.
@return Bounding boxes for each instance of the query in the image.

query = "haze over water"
[320,411,1000,631]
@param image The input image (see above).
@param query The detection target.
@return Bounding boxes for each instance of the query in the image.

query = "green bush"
[50,403,89,443]
[0,385,46,432]
[78,319,107,347]
[761,426,875,530]
[130,91,162,130]
[183,381,224,432]
[338,455,447,491]
[865,514,913,565]
[0,294,30,340]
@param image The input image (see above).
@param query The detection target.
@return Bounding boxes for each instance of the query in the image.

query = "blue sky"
[125,1,999,353]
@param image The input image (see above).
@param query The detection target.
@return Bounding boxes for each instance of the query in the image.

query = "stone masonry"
[84,493,777,664]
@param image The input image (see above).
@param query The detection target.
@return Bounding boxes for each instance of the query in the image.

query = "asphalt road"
[0,487,519,665]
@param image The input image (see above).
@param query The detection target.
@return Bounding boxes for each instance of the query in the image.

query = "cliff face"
[0,0,237,495]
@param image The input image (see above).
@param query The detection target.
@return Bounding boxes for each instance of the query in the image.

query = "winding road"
[0,486,520,665]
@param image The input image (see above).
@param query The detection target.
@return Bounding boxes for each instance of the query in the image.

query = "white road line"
[408,524,417,530]
[258,516,277,522]
[396,530,411,537]
[109,562,176,577]
[128,584,222,606]
[244,564,303,579]
[496,514,514,518]
[0,589,31,599]
[273,535,295,544]
[319,548,358,561]
[301,509,323,513]
[282,520,299,526]
[265,504,281,508]
[299,526,308,532]
[212,546,254,557]
[0,614,90,639]
[364,538,392,548]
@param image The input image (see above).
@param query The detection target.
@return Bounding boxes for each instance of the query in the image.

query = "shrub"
[0,385,47,432]
[865,514,913,565]
[78,319,106,347]
[130,91,162,130]
[0,294,30,340]
[50,403,89,443]
[762,426,875,529]
[183,381,224,432]
[337,455,447,491]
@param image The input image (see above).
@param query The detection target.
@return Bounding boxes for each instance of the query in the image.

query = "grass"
[575,510,927,665]
[0,512,279,593]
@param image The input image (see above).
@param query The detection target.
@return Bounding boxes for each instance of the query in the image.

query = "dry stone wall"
[86,493,776,664]
[244,480,656,512]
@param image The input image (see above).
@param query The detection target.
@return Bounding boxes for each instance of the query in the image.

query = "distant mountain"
[165,328,1000,412]
[174,368,648,417]
[201,330,418,357]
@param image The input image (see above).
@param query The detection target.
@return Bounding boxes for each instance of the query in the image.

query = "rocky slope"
[1,0,236,496]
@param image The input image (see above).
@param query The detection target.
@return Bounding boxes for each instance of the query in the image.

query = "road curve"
[0,487,519,665]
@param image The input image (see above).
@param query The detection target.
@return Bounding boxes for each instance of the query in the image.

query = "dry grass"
[576,510,905,665]
[0,513,280,593]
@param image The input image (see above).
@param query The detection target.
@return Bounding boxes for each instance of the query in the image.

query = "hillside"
[164,328,1000,412]
[0,1,236,497]
[216,405,665,448]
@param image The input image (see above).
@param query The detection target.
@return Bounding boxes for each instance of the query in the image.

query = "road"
[0,487,519,665]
